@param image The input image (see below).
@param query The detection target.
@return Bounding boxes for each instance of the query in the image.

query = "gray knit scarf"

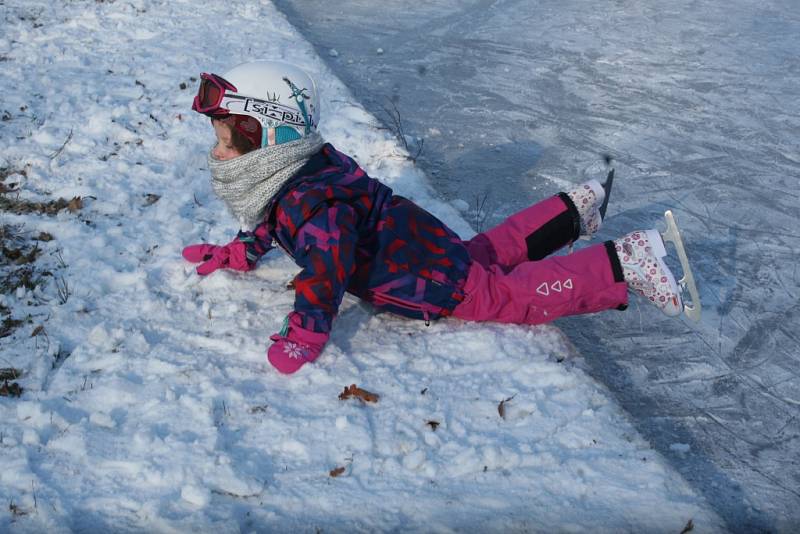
[208,132,325,229]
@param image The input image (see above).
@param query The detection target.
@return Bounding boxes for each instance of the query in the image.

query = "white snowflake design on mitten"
[283,341,308,360]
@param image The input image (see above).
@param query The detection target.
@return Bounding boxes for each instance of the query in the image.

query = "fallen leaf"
[7,245,41,265]
[329,466,346,477]
[0,380,23,397]
[338,384,379,403]
[426,420,440,431]
[30,325,44,337]
[67,196,83,213]
[680,519,694,534]
[36,232,53,241]
[2,246,22,260]
[498,395,516,419]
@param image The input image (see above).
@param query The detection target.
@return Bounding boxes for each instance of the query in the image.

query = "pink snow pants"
[452,194,628,325]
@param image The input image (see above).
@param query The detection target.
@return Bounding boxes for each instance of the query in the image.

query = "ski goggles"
[192,73,238,116]
[191,72,308,129]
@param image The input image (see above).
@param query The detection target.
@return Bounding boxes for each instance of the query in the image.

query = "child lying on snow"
[183,60,689,374]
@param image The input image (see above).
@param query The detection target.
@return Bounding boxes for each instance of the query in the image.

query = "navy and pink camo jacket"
[236,144,472,334]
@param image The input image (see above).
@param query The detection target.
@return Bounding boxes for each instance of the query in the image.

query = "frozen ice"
[274,0,800,531]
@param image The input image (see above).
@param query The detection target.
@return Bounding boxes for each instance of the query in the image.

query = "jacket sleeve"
[289,202,359,334]
[236,221,275,268]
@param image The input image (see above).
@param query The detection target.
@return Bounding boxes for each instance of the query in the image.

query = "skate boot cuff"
[564,179,605,239]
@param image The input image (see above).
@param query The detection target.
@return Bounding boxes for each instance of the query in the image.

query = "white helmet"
[193,60,319,146]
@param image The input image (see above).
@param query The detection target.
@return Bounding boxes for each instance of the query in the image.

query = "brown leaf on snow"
[67,196,83,213]
[0,380,23,397]
[1,246,22,261]
[680,519,694,534]
[3,244,40,265]
[498,395,516,419]
[329,466,346,477]
[338,384,379,403]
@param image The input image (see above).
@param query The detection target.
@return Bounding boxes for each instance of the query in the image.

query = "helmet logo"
[243,99,306,127]
[283,76,315,134]
[282,76,310,101]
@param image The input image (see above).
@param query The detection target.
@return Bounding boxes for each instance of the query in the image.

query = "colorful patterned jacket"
[237,144,472,334]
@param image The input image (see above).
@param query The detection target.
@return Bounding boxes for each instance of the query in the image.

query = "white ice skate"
[614,211,701,321]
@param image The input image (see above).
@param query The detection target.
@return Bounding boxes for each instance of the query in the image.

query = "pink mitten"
[268,313,329,374]
[182,240,251,275]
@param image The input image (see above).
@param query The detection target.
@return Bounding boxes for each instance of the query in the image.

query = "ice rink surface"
[274,1,800,530]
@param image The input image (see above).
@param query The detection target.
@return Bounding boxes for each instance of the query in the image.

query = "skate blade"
[599,166,614,219]
[660,210,702,321]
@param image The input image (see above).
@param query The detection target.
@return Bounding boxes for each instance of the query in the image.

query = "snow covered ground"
[272,1,800,531]
[0,0,737,532]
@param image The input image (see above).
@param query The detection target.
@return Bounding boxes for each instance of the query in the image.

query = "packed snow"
[0,1,723,532]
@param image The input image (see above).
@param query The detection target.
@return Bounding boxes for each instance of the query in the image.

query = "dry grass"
[0,167,80,341]
[0,195,82,216]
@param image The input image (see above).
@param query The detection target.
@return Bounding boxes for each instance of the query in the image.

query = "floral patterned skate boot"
[614,229,683,317]
[566,179,606,239]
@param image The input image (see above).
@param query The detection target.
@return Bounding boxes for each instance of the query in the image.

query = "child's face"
[211,119,244,161]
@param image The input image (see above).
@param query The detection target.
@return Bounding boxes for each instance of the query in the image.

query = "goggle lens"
[192,73,236,115]
[200,80,220,108]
